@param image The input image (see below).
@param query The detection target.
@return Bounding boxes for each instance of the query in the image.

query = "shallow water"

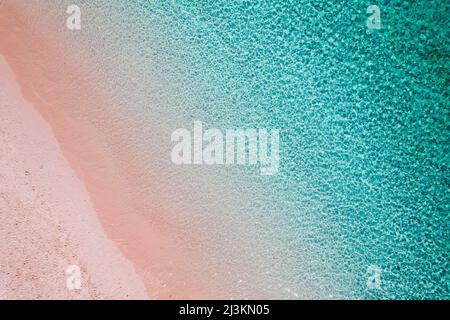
[125,0,449,299]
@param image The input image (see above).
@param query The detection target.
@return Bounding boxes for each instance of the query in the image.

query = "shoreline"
[0,3,221,298]
[0,54,148,299]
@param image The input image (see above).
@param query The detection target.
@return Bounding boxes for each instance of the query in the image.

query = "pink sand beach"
[0,3,224,299]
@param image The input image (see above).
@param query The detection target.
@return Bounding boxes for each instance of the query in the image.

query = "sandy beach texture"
[0,2,219,299]
[0,55,148,299]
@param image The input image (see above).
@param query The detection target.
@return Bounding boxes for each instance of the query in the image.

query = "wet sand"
[0,3,220,299]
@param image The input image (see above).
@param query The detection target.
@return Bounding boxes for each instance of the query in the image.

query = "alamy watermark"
[66,264,81,290]
[66,5,81,31]
[366,5,381,31]
[171,121,280,175]
[366,265,382,290]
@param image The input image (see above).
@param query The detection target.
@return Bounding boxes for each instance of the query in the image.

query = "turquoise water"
[128,0,449,298]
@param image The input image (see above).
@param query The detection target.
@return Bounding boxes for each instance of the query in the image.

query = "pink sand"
[0,55,148,299]
[0,2,225,299]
